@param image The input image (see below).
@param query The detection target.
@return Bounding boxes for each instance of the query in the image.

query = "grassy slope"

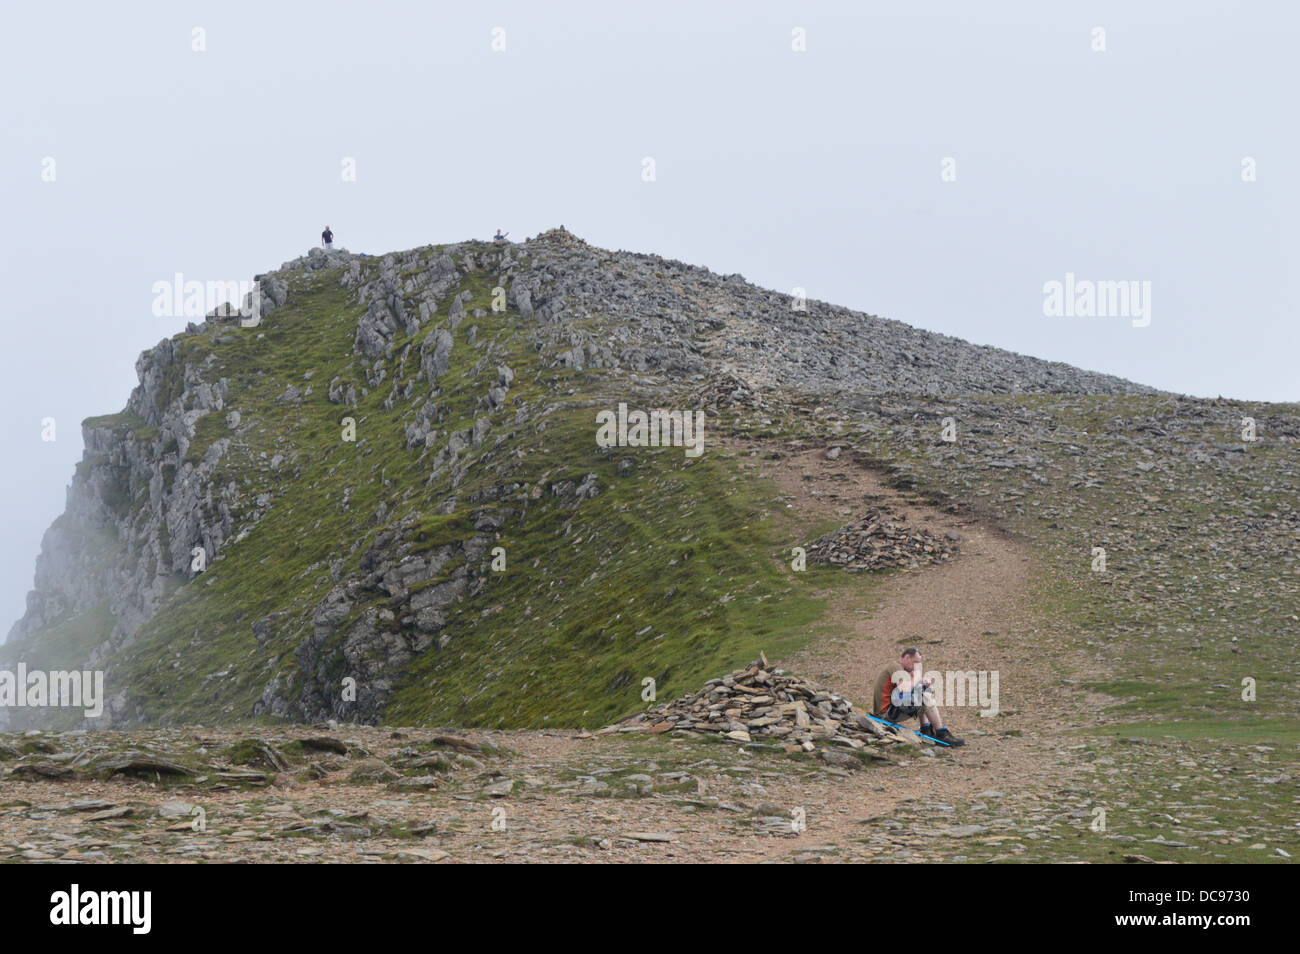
[73,255,847,727]
[385,418,832,728]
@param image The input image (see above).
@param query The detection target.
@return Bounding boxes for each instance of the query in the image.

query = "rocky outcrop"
[7,337,247,688]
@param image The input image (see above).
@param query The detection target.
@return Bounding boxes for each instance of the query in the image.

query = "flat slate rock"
[622,832,673,843]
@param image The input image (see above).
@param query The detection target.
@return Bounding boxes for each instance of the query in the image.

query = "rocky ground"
[4,710,1288,864]
[0,721,1038,864]
[4,437,1294,863]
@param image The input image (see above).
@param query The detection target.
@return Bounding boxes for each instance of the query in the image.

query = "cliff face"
[3,229,1160,730]
[9,345,224,663]
[3,305,272,729]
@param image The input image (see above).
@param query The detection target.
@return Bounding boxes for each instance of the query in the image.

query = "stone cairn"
[806,507,957,572]
[691,373,761,410]
[603,655,911,753]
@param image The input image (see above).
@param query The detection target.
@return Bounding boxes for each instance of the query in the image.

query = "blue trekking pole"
[858,711,951,747]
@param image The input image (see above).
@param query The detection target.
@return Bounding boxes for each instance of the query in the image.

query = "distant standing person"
[322,226,334,249]
[493,229,508,244]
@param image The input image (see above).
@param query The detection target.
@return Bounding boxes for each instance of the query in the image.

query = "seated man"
[873,647,964,746]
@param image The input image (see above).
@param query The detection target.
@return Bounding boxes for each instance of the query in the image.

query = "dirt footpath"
[733,442,1091,852]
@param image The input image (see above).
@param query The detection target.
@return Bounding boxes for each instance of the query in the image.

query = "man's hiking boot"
[933,727,965,747]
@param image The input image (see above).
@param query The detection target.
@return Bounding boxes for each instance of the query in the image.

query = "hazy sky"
[1,0,1296,635]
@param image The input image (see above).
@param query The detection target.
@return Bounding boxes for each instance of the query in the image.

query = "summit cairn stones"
[606,655,905,757]
[691,373,761,411]
[806,507,957,572]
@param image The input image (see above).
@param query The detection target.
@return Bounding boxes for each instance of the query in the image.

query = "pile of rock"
[605,656,908,754]
[691,373,761,410]
[533,225,587,249]
[807,507,957,571]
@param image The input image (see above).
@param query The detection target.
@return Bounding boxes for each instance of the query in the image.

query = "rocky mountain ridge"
[4,228,1162,729]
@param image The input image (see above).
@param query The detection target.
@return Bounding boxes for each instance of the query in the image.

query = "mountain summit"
[3,230,1157,729]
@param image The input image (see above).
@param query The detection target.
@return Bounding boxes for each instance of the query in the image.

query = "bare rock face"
[421,329,454,387]
[5,331,245,715]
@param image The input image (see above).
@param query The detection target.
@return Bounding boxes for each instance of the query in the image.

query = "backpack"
[871,665,901,717]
